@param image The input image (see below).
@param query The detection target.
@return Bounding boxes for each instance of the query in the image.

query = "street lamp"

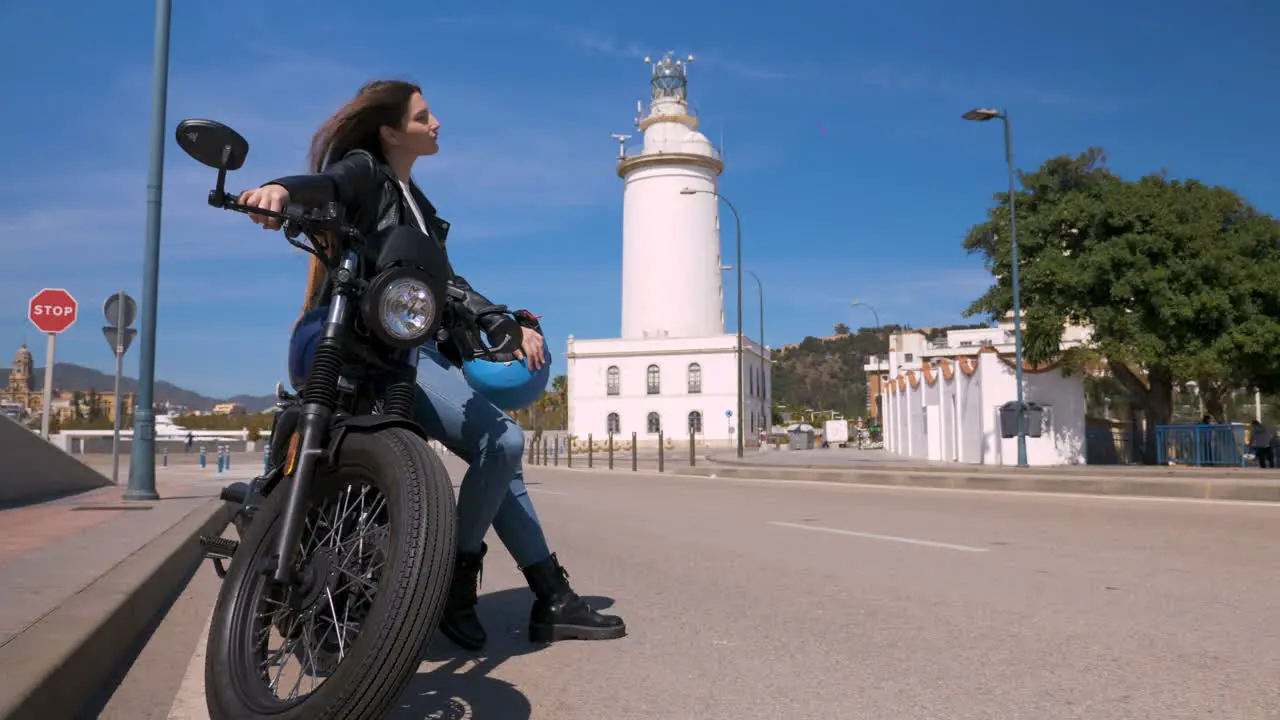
[849,301,881,330]
[732,267,768,440]
[747,269,767,440]
[963,106,1028,468]
[126,0,173,501]
[682,187,744,458]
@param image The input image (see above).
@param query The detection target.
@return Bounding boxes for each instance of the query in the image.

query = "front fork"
[269,250,359,587]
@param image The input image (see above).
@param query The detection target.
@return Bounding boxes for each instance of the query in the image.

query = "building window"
[647,412,661,434]
[687,363,702,393]
[646,364,661,395]
[688,410,702,434]
[904,353,914,362]
[606,366,620,396]
[607,412,620,434]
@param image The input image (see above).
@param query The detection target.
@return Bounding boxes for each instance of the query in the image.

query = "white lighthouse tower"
[565,51,772,450]
[619,53,726,340]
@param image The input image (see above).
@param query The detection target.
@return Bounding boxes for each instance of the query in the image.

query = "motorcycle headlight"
[362,268,443,349]
[380,277,436,341]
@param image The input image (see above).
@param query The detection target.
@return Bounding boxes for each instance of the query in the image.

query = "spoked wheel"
[205,428,456,720]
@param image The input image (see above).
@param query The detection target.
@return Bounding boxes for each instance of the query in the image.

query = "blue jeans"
[412,343,552,568]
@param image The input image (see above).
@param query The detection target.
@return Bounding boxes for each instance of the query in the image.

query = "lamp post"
[849,300,881,330]
[747,269,767,441]
[682,187,744,458]
[962,106,1028,468]
[126,0,173,500]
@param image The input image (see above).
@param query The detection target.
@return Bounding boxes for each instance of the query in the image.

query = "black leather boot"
[439,542,487,651]
[520,553,627,644]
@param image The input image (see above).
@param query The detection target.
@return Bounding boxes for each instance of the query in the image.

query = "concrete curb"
[681,465,1280,503]
[0,498,231,720]
[525,460,1280,504]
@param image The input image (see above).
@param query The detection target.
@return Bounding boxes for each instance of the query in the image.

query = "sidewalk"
[693,448,1280,503]
[0,460,245,719]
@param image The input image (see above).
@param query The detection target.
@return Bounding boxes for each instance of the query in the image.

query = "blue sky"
[1,0,1276,398]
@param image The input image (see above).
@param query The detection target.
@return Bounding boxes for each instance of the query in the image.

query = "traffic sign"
[725,409,733,418]
[102,326,138,356]
[29,288,78,334]
[103,293,137,328]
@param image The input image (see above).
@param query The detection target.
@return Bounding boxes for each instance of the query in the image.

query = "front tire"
[204,427,456,720]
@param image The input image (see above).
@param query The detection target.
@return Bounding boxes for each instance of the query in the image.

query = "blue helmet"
[463,346,553,411]
[287,306,328,391]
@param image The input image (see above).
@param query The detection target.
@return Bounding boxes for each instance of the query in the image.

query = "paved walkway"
[0,462,250,649]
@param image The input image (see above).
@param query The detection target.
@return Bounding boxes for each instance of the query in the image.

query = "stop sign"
[29,288,79,334]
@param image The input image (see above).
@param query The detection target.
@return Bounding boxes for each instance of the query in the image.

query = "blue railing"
[1154,424,1247,467]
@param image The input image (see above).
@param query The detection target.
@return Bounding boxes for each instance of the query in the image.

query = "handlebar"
[211,188,528,363]
[208,190,364,246]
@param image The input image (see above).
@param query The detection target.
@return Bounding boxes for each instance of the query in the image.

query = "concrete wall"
[0,419,110,504]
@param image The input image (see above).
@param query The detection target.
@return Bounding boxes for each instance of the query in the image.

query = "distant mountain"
[0,363,276,414]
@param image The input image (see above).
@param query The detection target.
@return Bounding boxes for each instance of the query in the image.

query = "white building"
[566,52,771,448]
[864,319,1093,466]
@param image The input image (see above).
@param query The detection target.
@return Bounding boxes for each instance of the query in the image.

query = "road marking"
[768,521,991,553]
[528,488,569,496]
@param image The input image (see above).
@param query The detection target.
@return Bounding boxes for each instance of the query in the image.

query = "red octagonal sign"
[29,288,79,334]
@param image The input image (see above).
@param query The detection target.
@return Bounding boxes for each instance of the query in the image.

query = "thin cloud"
[857,62,1106,110]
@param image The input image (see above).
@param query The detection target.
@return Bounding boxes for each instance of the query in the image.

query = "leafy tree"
[963,147,1280,458]
[833,323,850,335]
[72,390,84,420]
[86,389,102,422]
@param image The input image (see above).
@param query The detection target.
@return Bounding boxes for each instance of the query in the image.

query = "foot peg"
[201,535,239,579]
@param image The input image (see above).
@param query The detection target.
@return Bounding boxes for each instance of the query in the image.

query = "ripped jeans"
[411,343,551,568]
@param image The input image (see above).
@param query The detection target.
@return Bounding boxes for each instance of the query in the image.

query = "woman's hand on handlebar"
[237,185,291,230]
[512,326,546,371]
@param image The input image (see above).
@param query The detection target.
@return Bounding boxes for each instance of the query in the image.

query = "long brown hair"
[300,80,422,313]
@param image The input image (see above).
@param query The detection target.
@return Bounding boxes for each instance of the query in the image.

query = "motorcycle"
[176,117,527,719]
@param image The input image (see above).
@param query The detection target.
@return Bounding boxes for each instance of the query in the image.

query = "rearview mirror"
[175,119,249,171]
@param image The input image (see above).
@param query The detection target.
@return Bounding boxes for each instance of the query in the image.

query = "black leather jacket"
[268,149,500,366]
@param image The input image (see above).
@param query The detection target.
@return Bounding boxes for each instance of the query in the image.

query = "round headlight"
[379,277,437,342]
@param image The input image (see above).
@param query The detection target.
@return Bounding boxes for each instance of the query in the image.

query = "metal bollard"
[225,446,231,470]
[553,440,559,466]
[608,433,614,470]
[264,442,270,472]
[543,440,549,466]
[217,446,225,473]
[587,434,593,468]
[659,430,664,472]
[690,431,696,466]
[567,437,573,468]
[200,446,207,469]
[162,447,168,467]
[631,432,637,471]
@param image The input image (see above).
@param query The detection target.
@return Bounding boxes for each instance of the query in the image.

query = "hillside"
[770,322,990,422]
[0,363,276,413]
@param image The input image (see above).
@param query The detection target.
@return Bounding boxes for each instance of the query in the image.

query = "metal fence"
[1154,424,1248,467]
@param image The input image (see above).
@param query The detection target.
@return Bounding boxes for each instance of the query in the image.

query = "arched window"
[606,366,620,396]
[646,364,661,395]
[687,363,702,393]
[607,412,620,434]
[647,412,662,433]
[688,410,703,434]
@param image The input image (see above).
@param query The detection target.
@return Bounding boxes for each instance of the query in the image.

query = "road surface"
[102,461,1280,719]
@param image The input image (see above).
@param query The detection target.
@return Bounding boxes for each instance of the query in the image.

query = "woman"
[238,79,626,650]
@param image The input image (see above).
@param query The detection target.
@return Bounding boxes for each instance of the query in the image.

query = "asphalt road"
[112,460,1279,720]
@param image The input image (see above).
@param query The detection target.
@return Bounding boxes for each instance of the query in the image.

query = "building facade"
[2,342,135,424]
[864,321,1092,466]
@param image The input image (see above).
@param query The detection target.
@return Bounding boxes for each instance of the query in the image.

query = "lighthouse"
[565,51,771,450]
[617,53,726,340]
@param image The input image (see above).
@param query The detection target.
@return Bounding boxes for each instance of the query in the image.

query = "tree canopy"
[963,147,1280,431]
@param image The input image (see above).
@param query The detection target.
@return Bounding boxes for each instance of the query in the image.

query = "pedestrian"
[1249,420,1273,468]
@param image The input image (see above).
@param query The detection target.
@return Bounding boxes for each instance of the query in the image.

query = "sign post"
[28,289,79,439]
[103,291,138,486]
